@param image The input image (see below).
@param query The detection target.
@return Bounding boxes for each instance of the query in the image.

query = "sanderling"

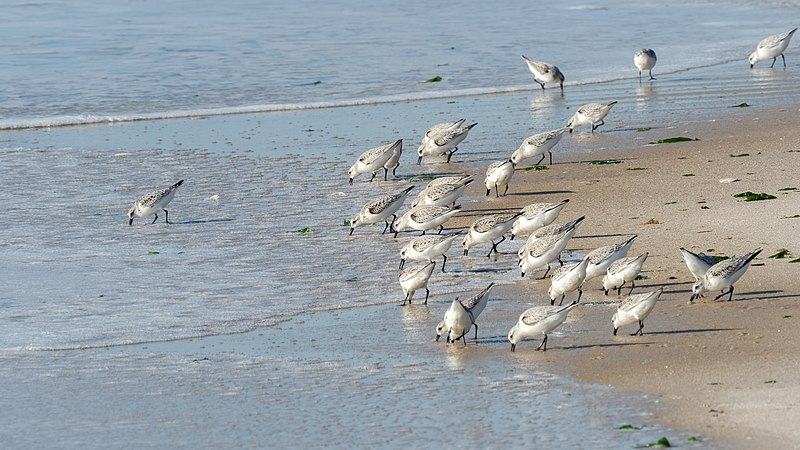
[520,55,565,91]
[399,232,461,272]
[602,252,649,296]
[399,261,436,305]
[517,215,585,259]
[511,127,570,166]
[411,178,473,208]
[420,119,466,147]
[511,199,570,239]
[462,212,522,257]
[484,160,515,197]
[383,139,403,178]
[634,48,657,82]
[612,288,663,336]
[519,223,580,279]
[426,174,473,189]
[348,139,402,184]
[749,28,797,68]
[690,247,763,302]
[417,122,477,164]
[392,205,461,237]
[548,256,590,305]
[508,302,579,352]
[679,247,717,281]
[350,185,415,235]
[435,283,494,344]
[567,101,617,132]
[585,235,637,280]
[128,180,184,226]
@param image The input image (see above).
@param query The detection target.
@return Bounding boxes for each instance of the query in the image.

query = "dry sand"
[445,106,800,448]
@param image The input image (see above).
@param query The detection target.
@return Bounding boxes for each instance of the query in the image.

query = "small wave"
[0,59,741,131]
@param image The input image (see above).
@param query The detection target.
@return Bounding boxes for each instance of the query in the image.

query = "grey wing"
[520,306,556,325]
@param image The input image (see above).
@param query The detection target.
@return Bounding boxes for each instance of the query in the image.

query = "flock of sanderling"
[126,29,793,352]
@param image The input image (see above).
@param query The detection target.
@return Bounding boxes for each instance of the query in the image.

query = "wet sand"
[448,108,800,448]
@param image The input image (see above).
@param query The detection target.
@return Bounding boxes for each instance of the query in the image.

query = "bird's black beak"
[349,227,354,236]
[348,178,354,185]
[510,343,516,352]
[613,328,618,336]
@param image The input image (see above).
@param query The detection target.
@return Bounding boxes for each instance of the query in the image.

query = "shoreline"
[464,108,800,447]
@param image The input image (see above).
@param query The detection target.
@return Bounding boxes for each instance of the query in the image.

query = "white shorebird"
[417,122,477,164]
[392,205,461,237]
[350,185,415,235]
[436,283,494,344]
[462,212,522,257]
[690,248,763,302]
[511,127,570,166]
[399,261,436,305]
[128,180,184,226]
[411,178,473,208]
[425,174,472,189]
[520,55,565,91]
[585,235,637,281]
[511,199,570,239]
[548,257,590,305]
[517,215,585,260]
[602,252,649,296]
[348,139,403,184]
[634,48,657,82]
[612,288,663,336]
[484,160,515,197]
[749,28,797,68]
[383,140,403,178]
[508,302,579,352]
[679,247,717,281]
[519,225,578,279]
[399,232,461,272]
[420,119,465,147]
[567,101,617,132]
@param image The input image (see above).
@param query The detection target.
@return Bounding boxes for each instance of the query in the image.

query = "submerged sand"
[450,109,800,448]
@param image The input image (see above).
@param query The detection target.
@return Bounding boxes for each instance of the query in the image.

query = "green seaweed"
[345,277,359,282]
[425,76,443,82]
[635,437,672,448]
[296,227,313,233]
[778,187,798,191]
[627,167,647,171]
[782,215,800,219]
[764,380,777,384]
[147,251,160,255]
[688,436,701,443]
[730,102,750,107]
[619,424,644,431]
[683,173,695,177]
[768,250,792,259]
[636,127,650,132]
[790,258,800,263]
[520,165,549,171]
[650,137,699,144]
[343,219,351,227]
[729,153,750,157]
[733,192,776,201]
[589,159,622,165]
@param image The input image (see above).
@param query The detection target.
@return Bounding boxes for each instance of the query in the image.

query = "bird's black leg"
[382,220,391,234]
[771,57,777,68]
[402,292,411,306]
[538,81,545,90]
[473,323,478,340]
[576,288,582,303]
[503,184,509,196]
[628,281,635,295]
[536,154,545,166]
[438,225,444,235]
[383,167,388,181]
[151,214,159,224]
[781,54,787,68]
[164,209,170,224]
[441,255,448,273]
[369,172,377,182]
[713,286,734,301]
[649,70,656,80]
[631,320,644,336]
[548,151,553,166]
[539,265,550,279]
[537,334,548,351]
[639,71,642,83]
[488,236,505,258]
[392,163,399,177]
[495,185,499,198]
[424,288,429,305]
[462,334,467,346]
